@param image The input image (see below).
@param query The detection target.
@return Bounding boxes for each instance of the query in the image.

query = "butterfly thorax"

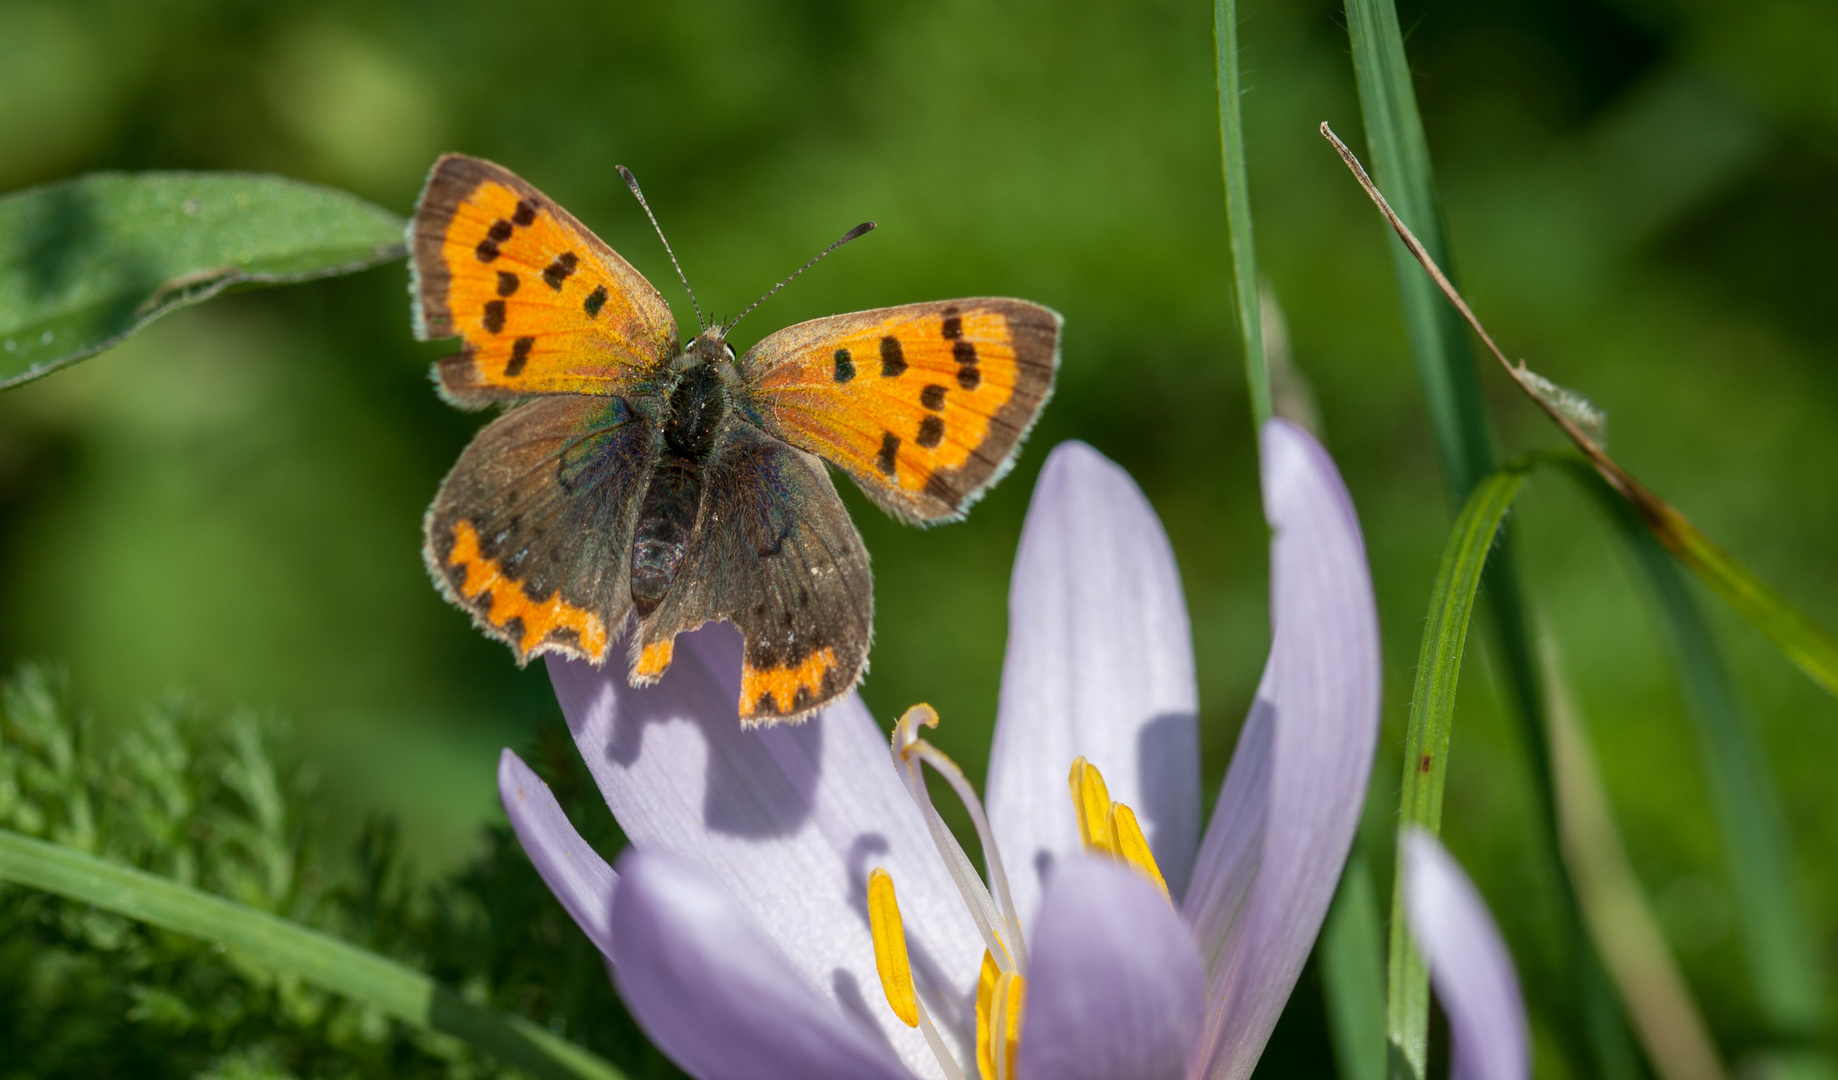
[629,333,739,615]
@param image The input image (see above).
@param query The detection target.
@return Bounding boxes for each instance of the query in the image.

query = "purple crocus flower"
[1403,829,1532,1080]
[496,419,1380,1080]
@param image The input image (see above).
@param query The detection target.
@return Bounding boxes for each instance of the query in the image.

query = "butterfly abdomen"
[630,357,732,615]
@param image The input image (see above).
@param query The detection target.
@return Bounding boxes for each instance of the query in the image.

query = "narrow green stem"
[1214,0,1270,428]
[0,828,625,1080]
[1385,467,1527,1076]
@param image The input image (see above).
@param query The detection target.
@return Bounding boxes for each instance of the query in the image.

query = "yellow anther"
[1068,755,1118,856]
[976,951,999,1079]
[1110,801,1171,899]
[867,869,919,1028]
[1069,757,1172,901]
[975,949,1024,1080]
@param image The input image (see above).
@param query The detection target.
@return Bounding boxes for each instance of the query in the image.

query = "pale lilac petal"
[1404,831,1531,1080]
[610,849,918,1080]
[987,441,1201,923]
[1016,858,1204,1080]
[497,749,619,958]
[548,624,983,1077]
[1184,420,1382,1080]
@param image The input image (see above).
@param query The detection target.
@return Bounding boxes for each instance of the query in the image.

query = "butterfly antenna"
[725,221,876,334]
[618,165,706,333]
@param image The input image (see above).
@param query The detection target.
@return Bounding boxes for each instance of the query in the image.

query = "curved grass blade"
[1335,13,1642,1078]
[0,172,404,389]
[1322,124,1838,702]
[0,827,625,1080]
[1385,465,1528,1078]
[1564,461,1827,1047]
[1213,0,1269,427]
[1341,0,1493,498]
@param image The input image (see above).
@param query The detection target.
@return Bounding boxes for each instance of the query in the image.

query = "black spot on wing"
[953,340,980,390]
[880,336,906,378]
[512,200,539,227]
[497,271,519,297]
[483,300,506,334]
[917,415,945,449]
[506,336,535,377]
[876,432,900,476]
[833,348,855,383]
[584,285,608,317]
[920,384,946,410]
[543,252,578,290]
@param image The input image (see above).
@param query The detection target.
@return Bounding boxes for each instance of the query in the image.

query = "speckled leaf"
[0,172,403,389]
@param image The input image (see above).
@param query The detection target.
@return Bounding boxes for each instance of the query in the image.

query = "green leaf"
[0,172,404,389]
[1566,461,1828,1043]
[1213,0,1269,427]
[1384,465,1528,1077]
[1322,856,1387,1080]
[0,828,625,1080]
[1627,486,1838,703]
[1341,0,1493,499]
[1340,3,1645,1074]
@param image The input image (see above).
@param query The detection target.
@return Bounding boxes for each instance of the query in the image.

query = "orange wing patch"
[409,155,678,407]
[447,521,610,661]
[740,648,840,726]
[743,299,1059,523]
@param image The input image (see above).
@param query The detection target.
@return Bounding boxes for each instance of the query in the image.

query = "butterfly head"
[680,328,738,369]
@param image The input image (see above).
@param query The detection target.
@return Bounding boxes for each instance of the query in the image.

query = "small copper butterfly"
[407,155,1060,723]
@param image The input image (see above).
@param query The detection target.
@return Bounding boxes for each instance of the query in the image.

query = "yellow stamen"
[1069,755,1117,855]
[974,949,1026,1080]
[975,951,999,1079]
[1070,757,1171,899]
[867,869,918,1027]
[1110,801,1171,899]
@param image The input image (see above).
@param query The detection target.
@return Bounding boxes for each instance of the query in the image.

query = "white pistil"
[904,737,1029,972]
[891,705,1027,975]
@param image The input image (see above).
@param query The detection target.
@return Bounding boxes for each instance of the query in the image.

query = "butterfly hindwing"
[424,394,657,664]
[409,154,678,406]
[629,422,872,724]
[741,298,1060,523]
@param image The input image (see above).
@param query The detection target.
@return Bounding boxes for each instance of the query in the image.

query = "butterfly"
[407,154,1061,724]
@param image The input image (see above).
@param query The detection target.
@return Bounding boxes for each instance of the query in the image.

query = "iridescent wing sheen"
[424,394,656,664]
[740,298,1060,523]
[409,154,678,407]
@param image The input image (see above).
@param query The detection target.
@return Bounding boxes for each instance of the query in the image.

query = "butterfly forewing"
[741,299,1060,523]
[409,154,679,406]
[424,395,655,665]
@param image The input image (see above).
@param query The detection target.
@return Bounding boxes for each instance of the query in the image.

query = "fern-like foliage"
[0,664,680,1080]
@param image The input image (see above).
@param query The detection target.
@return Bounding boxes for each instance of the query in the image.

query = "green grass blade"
[1341,4,1645,1075]
[0,828,626,1080]
[1214,0,1269,427]
[1637,493,1838,702]
[1342,0,1493,497]
[1322,855,1387,1080]
[1386,466,1528,1077]
[0,172,404,389]
[1566,463,1828,1043]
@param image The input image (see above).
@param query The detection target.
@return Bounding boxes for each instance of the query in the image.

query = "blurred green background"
[1,0,1835,1074]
